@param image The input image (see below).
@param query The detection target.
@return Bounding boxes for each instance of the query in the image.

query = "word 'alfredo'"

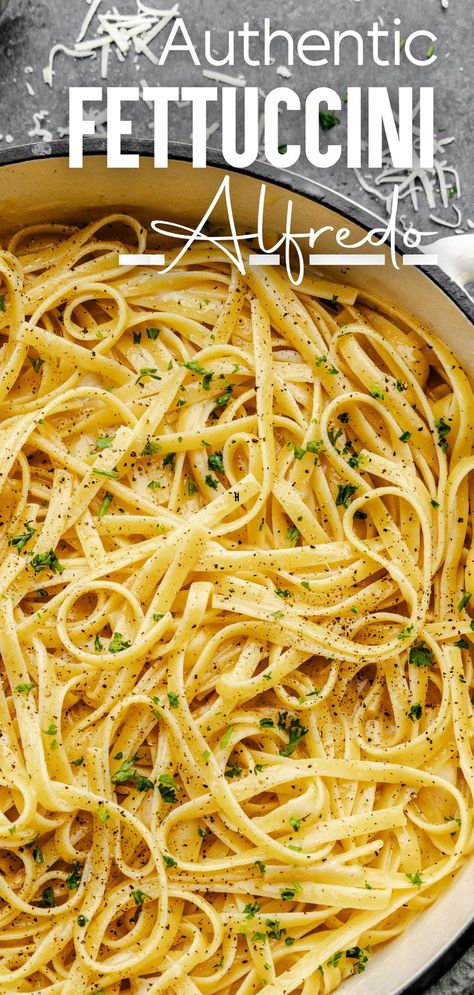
[70,87,434,171]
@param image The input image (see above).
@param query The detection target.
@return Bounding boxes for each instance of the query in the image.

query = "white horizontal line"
[248,254,281,266]
[403,255,439,266]
[309,253,386,266]
[119,253,166,266]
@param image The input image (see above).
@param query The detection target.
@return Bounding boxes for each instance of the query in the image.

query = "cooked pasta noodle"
[0,214,473,994]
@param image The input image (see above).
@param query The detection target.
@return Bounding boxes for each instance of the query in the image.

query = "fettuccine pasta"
[0,214,473,994]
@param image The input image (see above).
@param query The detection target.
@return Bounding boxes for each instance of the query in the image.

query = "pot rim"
[0,137,472,327]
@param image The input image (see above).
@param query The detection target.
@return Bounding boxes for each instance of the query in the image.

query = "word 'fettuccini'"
[0,214,473,994]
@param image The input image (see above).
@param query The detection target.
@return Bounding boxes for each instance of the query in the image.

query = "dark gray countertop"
[0,1,473,993]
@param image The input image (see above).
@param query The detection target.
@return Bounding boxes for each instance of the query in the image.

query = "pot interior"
[0,148,473,995]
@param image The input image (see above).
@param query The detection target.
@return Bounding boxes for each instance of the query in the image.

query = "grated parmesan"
[43,44,96,87]
[202,69,246,87]
[206,121,220,141]
[43,2,179,87]
[76,0,103,43]
[28,111,54,142]
[353,101,466,231]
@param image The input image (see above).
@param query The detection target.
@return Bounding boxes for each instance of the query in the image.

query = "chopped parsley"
[291,443,306,460]
[306,438,324,455]
[219,726,234,748]
[212,384,234,412]
[132,889,150,906]
[434,417,451,453]
[280,886,300,901]
[406,871,423,887]
[328,427,343,449]
[399,431,412,442]
[92,467,119,479]
[27,354,45,373]
[136,368,162,384]
[30,549,63,574]
[112,756,154,793]
[275,587,291,599]
[335,484,357,508]
[243,902,260,919]
[158,773,178,803]
[346,947,369,973]
[15,682,35,693]
[266,919,286,940]
[260,718,274,728]
[141,440,161,456]
[96,435,115,450]
[408,703,422,721]
[66,862,82,890]
[224,760,243,779]
[369,385,385,400]
[398,624,414,640]
[167,691,179,709]
[40,887,56,908]
[287,525,300,547]
[108,632,131,654]
[408,643,433,667]
[208,451,224,474]
[146,327,160,340]
[162,452,176,470]
[289,816,301,832]
[319,111,340,130]
[183,359,214,391]
[98,492,113,518]
[164,854,177,868]
[205,474,219,489]
[277,712,308,756]
[458,591,472,612]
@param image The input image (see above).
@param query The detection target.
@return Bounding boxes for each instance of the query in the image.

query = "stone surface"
[0,1,473,992]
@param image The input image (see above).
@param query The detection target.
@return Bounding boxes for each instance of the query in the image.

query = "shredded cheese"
[43,2,179,86]
[202,69,247,87]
